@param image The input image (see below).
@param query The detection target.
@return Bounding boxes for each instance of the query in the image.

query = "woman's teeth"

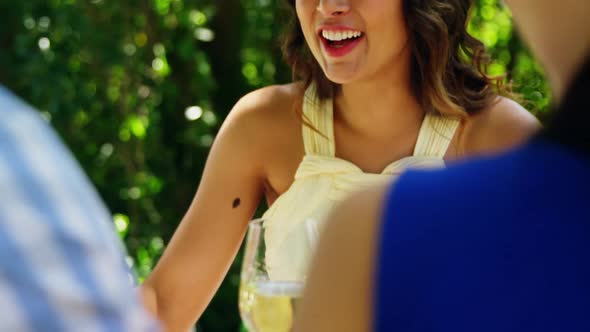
[321,30,363,41]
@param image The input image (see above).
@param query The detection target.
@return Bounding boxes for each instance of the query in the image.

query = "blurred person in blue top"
[294,0,590,331]
[0,87,159,331]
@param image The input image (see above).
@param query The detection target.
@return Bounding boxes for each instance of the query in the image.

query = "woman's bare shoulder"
[222,82,304,138]
[460,96,542,156]
[213,82,306,177]
[231,82,304,121]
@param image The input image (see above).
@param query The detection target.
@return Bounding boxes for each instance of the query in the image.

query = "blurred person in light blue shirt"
[0,86,159,331]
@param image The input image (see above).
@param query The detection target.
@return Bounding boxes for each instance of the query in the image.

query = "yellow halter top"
[263,84,460,281]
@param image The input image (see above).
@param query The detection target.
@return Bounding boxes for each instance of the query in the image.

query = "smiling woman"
[295,0,409,87]
[139,0,540,330]
[286,0,510,118]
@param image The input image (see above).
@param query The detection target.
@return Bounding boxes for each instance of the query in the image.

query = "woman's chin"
[319,58,366,85]
[324,71,359,85]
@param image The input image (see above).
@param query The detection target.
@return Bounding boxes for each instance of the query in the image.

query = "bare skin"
[293,183,388,332]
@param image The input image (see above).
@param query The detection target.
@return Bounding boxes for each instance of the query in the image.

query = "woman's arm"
[140,88,283,331]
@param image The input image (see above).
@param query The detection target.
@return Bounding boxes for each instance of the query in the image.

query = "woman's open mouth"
[319,29,364,58]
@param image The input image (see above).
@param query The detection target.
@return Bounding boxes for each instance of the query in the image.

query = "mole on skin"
[232,198,241,208]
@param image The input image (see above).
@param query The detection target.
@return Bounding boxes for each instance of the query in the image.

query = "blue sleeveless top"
[375,60,590,332]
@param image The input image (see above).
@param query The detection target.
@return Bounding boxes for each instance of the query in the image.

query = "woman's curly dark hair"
[282,0,507,117]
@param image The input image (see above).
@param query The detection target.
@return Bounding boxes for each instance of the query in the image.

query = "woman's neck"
[334,70,423,138]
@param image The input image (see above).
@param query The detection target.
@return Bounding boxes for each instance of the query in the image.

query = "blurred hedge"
[0,0,549,331]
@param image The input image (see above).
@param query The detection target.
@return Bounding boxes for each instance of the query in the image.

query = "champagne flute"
[239,218,310,332]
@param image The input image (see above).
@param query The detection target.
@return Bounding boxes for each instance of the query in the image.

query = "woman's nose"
[316,0,351,17]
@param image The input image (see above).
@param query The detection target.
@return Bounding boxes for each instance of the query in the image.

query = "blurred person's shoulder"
[297,135,590,331]
[0,86,49,129]
[0,86,75,163]
[459,96,542,157]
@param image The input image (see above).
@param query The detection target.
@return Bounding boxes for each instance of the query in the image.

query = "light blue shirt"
[0,86,160,331]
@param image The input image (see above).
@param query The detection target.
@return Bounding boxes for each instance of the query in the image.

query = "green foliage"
[468,0,551,113]
[0,0,549,331]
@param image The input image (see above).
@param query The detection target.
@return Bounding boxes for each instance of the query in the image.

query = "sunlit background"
[0,0,549,331]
